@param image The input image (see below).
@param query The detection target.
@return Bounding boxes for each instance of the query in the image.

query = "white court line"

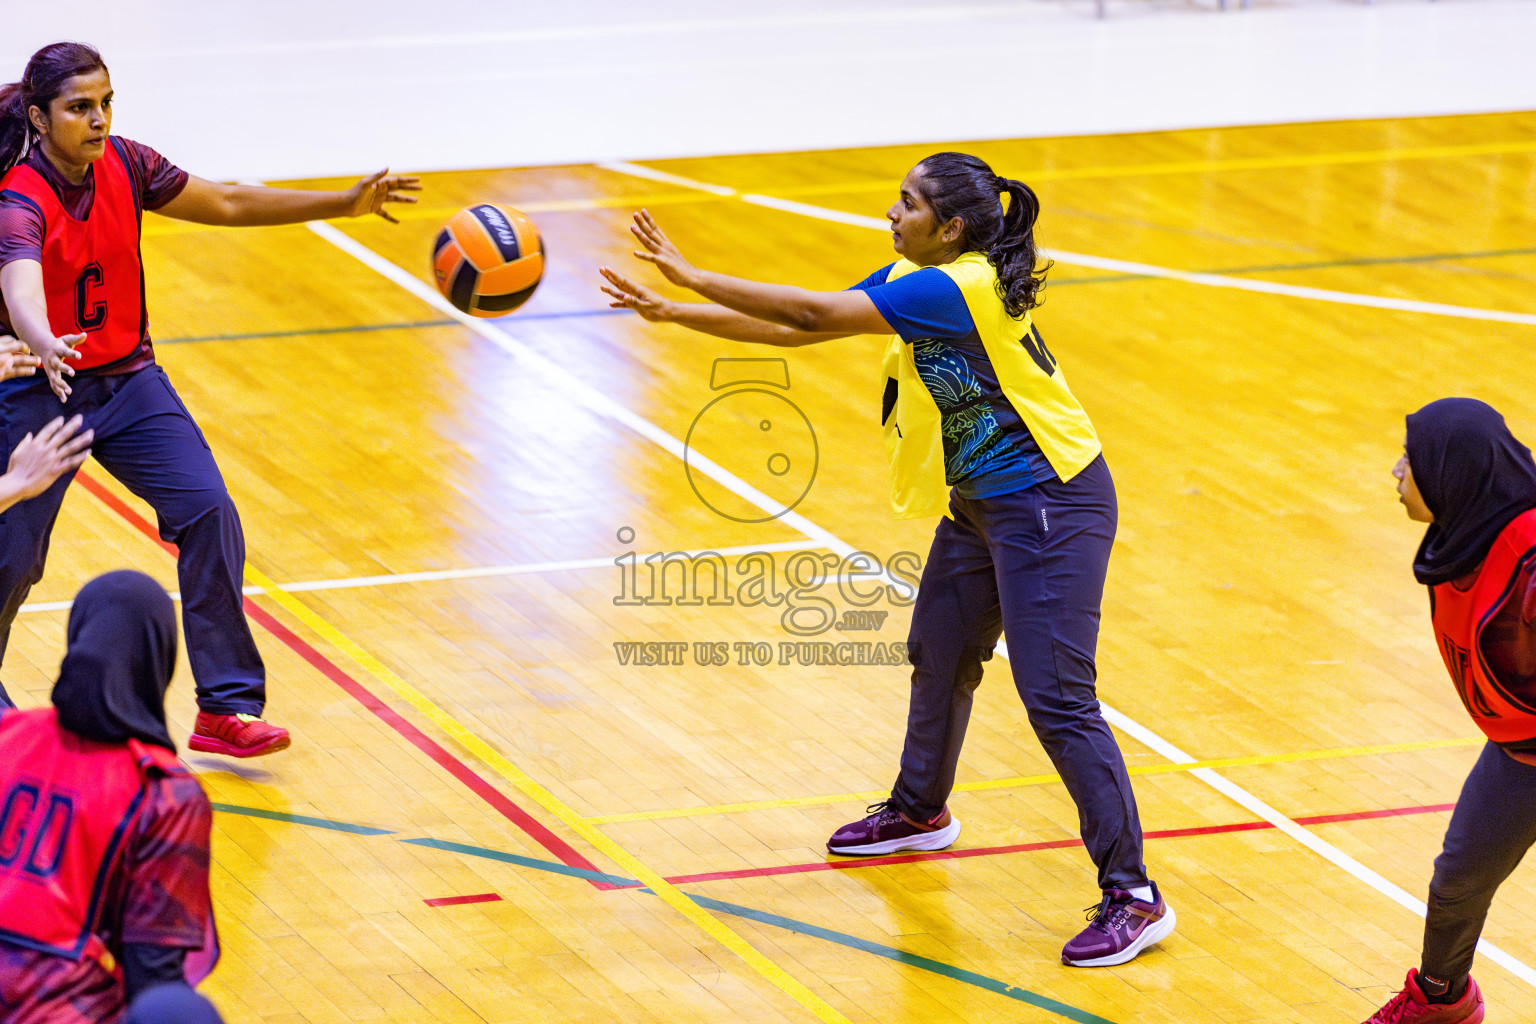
[15,541,823,616]
[599,161,738,196]
[309,176,1536,984]
[598,160,1536,987]
[734,194,1536,326]
[1098,694,1536,987]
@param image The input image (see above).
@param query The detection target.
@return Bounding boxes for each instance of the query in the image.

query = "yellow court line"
[240,563,852,1024]
[583,736,1485,825]
[764,138,1536,198]
[140,137,1536,238]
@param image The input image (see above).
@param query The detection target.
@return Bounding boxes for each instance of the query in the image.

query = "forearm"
[0,263,55,350]
[687,271,839,333]
[0,475,25,516]
[165,183,351,227]
[665,302,844,346]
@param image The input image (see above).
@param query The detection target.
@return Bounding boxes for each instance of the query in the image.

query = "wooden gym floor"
[6,109,1536,1024]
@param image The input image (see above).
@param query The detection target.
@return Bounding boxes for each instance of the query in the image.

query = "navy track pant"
[889,454,1149,891]
[0,365,265,714]
[1422,741,1536,983]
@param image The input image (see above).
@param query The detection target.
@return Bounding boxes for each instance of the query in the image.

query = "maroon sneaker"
[188,712,291,758]
[827,802,961,855]
[1361,971,1483,1024]
[1060,882,1176,967]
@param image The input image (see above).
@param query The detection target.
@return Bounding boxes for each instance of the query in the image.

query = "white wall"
[3,0,1532,181]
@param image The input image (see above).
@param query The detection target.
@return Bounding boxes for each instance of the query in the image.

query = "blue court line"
[214,803,1117,1023]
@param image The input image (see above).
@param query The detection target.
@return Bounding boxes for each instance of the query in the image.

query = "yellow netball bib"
[881,253,1101,519]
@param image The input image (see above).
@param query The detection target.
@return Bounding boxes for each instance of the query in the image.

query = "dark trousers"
[1421,741,1536,983]
[0,366,265,714]
[890,454,1148,890]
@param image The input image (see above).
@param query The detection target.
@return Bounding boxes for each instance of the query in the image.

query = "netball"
[432,203,545,317]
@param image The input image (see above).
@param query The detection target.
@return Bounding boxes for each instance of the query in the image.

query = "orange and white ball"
[432,204,545,317]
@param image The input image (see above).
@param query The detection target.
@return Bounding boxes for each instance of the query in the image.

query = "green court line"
[211,802,395,835]
[403,837,634,887]
[688,891,1119,1024]
[157,245,1536,344]
[162,319,457,344]
[425,837,1119,1024]
[213,804,1118,1024]
[1052,244,1536,287]
[157,307,631,344]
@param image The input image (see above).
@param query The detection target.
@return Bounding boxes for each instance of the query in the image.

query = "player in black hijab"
[1366,398,1536,1024]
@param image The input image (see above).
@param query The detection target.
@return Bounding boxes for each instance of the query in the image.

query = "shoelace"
[1368,988,1414,1024]
[1081,892,1134,933]
[863,801,907,831]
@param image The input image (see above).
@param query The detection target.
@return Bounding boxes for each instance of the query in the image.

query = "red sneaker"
[188,712,291,758]
[1362,970,1483,1024]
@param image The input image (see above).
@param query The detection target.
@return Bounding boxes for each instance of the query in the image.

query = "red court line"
[640,801,1460,887]
[1298,802,1455,825]
[74,470,615,889]
[424,893,503,907]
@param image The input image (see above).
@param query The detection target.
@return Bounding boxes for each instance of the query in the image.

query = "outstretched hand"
[0,335,40,381]
[345,169,422,223]
[629,210,699,288]
[599,267,675,322]
[6,415,93,502]
[34,333,84,402]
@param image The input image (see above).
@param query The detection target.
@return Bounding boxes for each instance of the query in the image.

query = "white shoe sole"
[827,816,962,856]
[1062,903,1177,968]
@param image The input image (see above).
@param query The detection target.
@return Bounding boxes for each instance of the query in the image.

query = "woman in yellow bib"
[601,151,1173,968]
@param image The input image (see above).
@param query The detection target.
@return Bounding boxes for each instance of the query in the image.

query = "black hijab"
[51,571,179,750]
[1406,398,1536,586]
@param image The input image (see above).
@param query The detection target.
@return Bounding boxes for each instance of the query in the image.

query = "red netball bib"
[0,707,182,960]
[1430,508,1536,744]
[0,138,147,370]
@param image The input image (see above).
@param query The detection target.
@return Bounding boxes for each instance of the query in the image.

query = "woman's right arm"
[599,267,849,347]
[0,260,84,401]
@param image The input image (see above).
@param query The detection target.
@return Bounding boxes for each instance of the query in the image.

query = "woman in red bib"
[1363,398,1536,1024]
[0,43,418,755]
[0,571,219,1024]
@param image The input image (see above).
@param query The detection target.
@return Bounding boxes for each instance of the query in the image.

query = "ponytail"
[990,176,1050,317]
[0,42,109,175]
[0,83,30,176]
[911,152,1051,317]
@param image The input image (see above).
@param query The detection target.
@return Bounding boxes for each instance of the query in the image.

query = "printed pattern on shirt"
[853,264,1051,495]
[0,772,212,1024]
[910,338,1036,487]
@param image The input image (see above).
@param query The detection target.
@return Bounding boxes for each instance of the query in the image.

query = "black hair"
[0,42,109,175]
[911,151,1049,317]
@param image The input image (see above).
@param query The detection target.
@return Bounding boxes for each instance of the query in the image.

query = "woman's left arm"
[628,210,894,335]
[155,169,422,227]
